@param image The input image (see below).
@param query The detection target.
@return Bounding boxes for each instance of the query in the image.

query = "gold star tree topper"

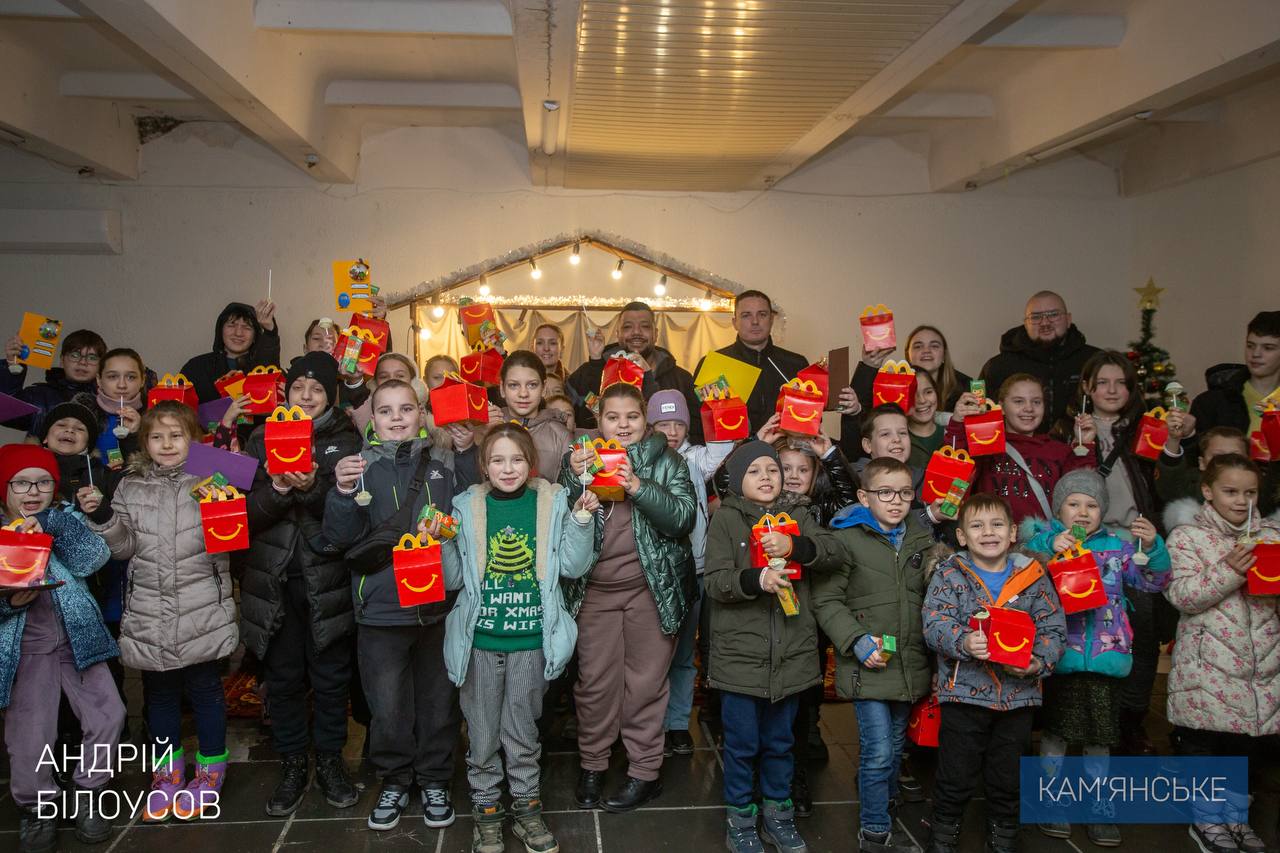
[1135,277,1164,309]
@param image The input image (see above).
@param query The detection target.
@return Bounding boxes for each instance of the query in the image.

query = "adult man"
[1191,310,1280,437]
[693,290,808,435]
[569,301,701,440]
[980,291,1099,429]
[2,328,106,435]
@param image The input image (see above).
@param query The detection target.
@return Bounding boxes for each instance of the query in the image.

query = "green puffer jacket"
[704,492,844,702]
[813,509,935,703]
[559,432,696,635]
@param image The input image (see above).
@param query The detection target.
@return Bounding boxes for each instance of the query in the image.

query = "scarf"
[97,388,143,413]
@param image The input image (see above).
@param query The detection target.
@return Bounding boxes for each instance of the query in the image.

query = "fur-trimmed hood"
[1163,497,1280,536]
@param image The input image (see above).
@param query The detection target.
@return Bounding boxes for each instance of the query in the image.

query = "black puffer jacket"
[693,337,809,435]
[1189,363,1253,435]
[980,325,1099,431]
[238,409,362,657]
[568,344,702,441]
[179,302,282,404]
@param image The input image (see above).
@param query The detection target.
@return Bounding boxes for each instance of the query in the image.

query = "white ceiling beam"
[882,92,995,120]
[929,0,1280,191]
[0,209,121,254]
[325,80,519,109]
[75,0,360,182]
[508,0,580,187]
[0,0,78,18]
[0,26,137,178]
[254,0,511,37]
[59,70,194,101]
[973,14,1126,49]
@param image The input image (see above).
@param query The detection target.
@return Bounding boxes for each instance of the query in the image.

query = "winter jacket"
[500,405,572,484]
[979,325,1100,430]
[1051,410,1159,525]
[813,508,934,702]
[694,337,809,435]
[943,419,1095,524]
[179,302,282,404]
[923,547,1066,710]
[238,410,363,658]
[559,432,697,635]
[441,479,595,684]
[0,509,113,709]
[1022,518,1171,678]
[568,345,702,441]
[88,459,239,672]
[711,444,858,526]
[51,451,127,622]
[0,367,98,436]
[677,438,736,572]
[703,492,843,701]
[1190,363,1254,435]
[1164,502,1280,736]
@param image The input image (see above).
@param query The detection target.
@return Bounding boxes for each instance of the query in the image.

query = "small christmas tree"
[1126,278,1181,407]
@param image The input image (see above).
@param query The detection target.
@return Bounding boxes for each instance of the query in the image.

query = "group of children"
[1,301,1279,853]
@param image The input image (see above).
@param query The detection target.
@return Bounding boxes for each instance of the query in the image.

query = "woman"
[533,323,584,409]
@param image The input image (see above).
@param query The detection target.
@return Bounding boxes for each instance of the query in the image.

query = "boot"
[315,752,358,808]
[142,747,185,823]
[73,786,114,844]
[575,769,605,809]
[471,803,506,853]
[761,798,807,852]
[1119,709,1155,756]
[265,752,309,817]
[859,827,918,853]
[18,807,58,853]
[922,815,962,853]
[726,804,765,853]
[791,764,813,818]
[511,798,559,853]
[985,820,1019,853]
[173,750,227,820]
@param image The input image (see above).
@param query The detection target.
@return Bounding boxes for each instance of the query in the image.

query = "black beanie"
[725,440,780,496]
[41,393,100,442]
[286,351,339,408]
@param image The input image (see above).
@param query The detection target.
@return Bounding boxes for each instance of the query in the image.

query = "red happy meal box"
[263,405,314,475]
[332,326,382,377]
[601,355,645,393]
[969,605,1035,669]
[797,362,830,403]
[586,439,629,502]
[1250,431,1271,463]
[1246,542,1280,595]
[458,299,498,347]
[349,312,391,354]
[460,344,504,387]
[199,486,249,554]
[872,360,917,411]
[921,446,976,504]
[0,520,53,588]
[393,533,446,606]
[906,695,940,747]
[214,370,246,399]
[859,304,896,351]
[1131,407,1170,461]
[430,374,489,426]
[964,405,1006,457]
[700,390,750,442]
[242,366,285,415]
[1048,544,1107,614]
[148,372,198,411]
[749,512,802,579]
[1262,404,1280,460]
[775,378,825,436]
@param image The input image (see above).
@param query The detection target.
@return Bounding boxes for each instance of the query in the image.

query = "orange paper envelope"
[15,312,62,370]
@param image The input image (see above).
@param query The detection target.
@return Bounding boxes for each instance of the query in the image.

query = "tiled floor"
[1,669,1277,852]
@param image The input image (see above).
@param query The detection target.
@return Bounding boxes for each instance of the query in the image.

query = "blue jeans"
[142,660,227,758]
[854,699,911,833]
[664,575,703,731]
[721,691,799,807]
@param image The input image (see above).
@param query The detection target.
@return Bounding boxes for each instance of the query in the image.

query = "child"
[1165,454,1280,853]
[813,457,935,853]
[179,301,280,404]
[560,382,695,813]
[1,445,121,853]
[647,390,735,758]
[947,374,1096,524]
[1159,425,1250,508]
[1022,470,1171,846]
[907,370,945,469]
[424,354,460,390]
[704,440,841,853]
[94,348,147,471]
[2,328,105,436]
[498,350,571,483]
[921,494,1066,853]
[324,379,478,831]
[82,401,239,822]
[348,352,418,435]
[543,395,577,434]
[439,423,598,853]
[241,352,363,816]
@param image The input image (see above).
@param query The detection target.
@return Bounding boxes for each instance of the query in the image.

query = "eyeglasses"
[866,488,915,504]
[9,478,56,495]
[1025,310,1065,323]
[66,351,100,364]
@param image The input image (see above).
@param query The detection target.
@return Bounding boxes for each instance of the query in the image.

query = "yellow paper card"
[332,259,376,313]
[694,351,762,402]
[16,312,62,370]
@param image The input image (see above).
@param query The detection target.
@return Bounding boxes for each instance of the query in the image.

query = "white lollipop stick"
[268,268,273,301]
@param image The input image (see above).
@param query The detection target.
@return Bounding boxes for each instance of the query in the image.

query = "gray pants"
[5,645,125,806]
[460,648,547,804]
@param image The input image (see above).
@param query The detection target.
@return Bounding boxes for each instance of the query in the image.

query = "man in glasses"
[2,329,107,437]
[980,291,1098,430]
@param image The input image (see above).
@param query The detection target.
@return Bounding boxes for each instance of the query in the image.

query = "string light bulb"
[529,259,542,280]
[612,259,624,280]
[431,305,445,319]
[654,274,667,296]
[569,243,581,265]
[698,298,712,311]
[418,327,432,340]
[478,283,491,297]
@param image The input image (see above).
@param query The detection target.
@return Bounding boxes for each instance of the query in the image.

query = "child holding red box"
[438,423,598,853]
[1021,470,1170,847]
[921,493,1065,853]
[1164,454,1280,853]
[81,402,239,823]
[497,350,572,483]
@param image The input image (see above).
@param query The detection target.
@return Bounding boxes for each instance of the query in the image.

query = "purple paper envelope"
[185,442,259,491]
[196,397,233,430]
[0,391,38,423]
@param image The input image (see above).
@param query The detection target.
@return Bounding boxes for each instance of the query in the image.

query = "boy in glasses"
[2,329,106,437]
[812,457,936,853]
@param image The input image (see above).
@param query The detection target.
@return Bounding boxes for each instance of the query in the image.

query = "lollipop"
[354,470,372,507]
[1132,515,1149,566]
[8,343,28,374]
[1073,393,1089,456]
[112,396,130,439]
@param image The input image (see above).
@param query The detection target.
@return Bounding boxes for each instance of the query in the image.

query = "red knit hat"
[0,444,60,504]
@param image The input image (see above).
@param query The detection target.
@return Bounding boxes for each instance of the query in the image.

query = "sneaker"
[1229,825,1266,853]
[1038,822,1071,839]
[898,760,926,803]
[1086,822,1122,847]
[17,807,57,853]
[667,729,695,755]
[265,753,309,817]
[1191,824,1241,853]
[761,798,807,852]
[472,803,506,853]
[315,752,358,809]
[367,784,410,831]
[727,804,766,853]
[422,784,456,828]
[858,828,917,853]
[511,798,559,853]
[663,731,675,758]
[173,752,227,821]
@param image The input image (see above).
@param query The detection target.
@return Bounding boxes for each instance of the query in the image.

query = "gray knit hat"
[1051,469,1109,518]
[725,440,779,496]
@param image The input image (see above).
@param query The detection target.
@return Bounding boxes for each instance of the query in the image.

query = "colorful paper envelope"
[332,258,376,313]
[14,312,62,370]
[694,351,762,403]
